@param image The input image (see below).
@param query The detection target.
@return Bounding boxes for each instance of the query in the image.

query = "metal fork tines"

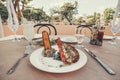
[7,48,29,75]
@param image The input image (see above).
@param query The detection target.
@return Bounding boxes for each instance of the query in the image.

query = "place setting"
[5,19,117,75]
[27,25,116,74]
[29,29,116,75]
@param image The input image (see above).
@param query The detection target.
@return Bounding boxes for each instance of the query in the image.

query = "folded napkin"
[0,34,42,41]
[0,35,24,41]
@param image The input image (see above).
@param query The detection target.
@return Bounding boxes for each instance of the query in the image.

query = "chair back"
[34,24,57,35]
[76,24,93,37]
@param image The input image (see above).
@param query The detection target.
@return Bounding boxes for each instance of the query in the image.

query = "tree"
[14,0,32,23]
[22,7,49,22]
[0,2,8,22]
[22,8,32,20]
[1,0,32,23]
[32,8,49,22]
[50,1,78,25]
[52,15,60,22]
[86,15,95,24]
[85,12,101,24]
[103,8,115,24]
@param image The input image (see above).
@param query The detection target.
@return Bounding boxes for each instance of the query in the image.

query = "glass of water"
[23,22,35,48]
[74,27,85,48]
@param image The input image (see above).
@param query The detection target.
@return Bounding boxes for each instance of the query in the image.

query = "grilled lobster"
[56,37,79,64]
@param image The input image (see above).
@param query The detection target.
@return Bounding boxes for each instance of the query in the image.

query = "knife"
[81,45,116,75]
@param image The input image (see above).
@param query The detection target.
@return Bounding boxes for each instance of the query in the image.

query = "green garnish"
[36,38,56,45]
[50,38,56,45]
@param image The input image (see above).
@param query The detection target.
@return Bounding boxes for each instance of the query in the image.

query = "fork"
[7,46,30,75]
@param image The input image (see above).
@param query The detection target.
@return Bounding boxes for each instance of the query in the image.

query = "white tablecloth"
[0,34,42,41]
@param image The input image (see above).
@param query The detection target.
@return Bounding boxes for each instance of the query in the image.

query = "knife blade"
[81,45,116,75]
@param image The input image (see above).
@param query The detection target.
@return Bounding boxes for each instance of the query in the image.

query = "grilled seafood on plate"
[56,38,80,64]
[41,31,80,65]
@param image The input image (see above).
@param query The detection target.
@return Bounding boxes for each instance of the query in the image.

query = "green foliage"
[21,0,32,4]
[1,0,119,25]
[22,9,31,20]
[52,15,60,22]
[36,38,56,46]
[50,1,78,25]
[22,7,49,22]
[86,16,95,24]
[86,12,101,24]
[103,8,115,23]
[0,2,8,22]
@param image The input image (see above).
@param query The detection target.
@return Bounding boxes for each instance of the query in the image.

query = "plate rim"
[60,36,77,43]
[103,35,113,40]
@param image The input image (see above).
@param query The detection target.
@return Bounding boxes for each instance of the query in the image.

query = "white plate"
[34,34,42,39]
[103,35,113,40]
[30,45,87,73]
[61,36,77,43]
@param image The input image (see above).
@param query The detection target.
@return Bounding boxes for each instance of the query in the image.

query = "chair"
[34,23,57,35]
[76,24,94,37]
[76,24,93,33]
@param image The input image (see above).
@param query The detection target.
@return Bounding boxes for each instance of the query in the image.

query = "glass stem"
[28,41,33,49]
[29,42,32,46]
[12,30,18,42]
[14,31,17,40]
[112,34,117,42]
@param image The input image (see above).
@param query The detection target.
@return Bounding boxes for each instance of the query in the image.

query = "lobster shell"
[56,37,79,64]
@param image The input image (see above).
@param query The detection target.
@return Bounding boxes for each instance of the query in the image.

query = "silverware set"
[7,46,30,75]
[6,41,116,75]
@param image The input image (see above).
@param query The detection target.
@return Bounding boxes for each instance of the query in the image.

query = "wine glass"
[109,18,120,45]
[109,0,120,45]
[74,27,85,48]
[23,22,35,48]
[7,18,20,42]
[10,24,19,41]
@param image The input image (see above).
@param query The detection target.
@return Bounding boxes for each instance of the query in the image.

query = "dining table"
[0,35,120,80]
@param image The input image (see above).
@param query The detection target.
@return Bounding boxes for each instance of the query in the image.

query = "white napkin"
[0,34,42,41]
[6,0,19,32]
[0,15,4,38]
[0,35,24,41]
[112,0,120,28]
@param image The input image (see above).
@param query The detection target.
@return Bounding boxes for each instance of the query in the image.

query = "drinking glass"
[109,18,120,45]
[11,25,19,41]
[7,18,19,42]
[74,27,85,48]
[23,22,35,48]
[109,0,120,45]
